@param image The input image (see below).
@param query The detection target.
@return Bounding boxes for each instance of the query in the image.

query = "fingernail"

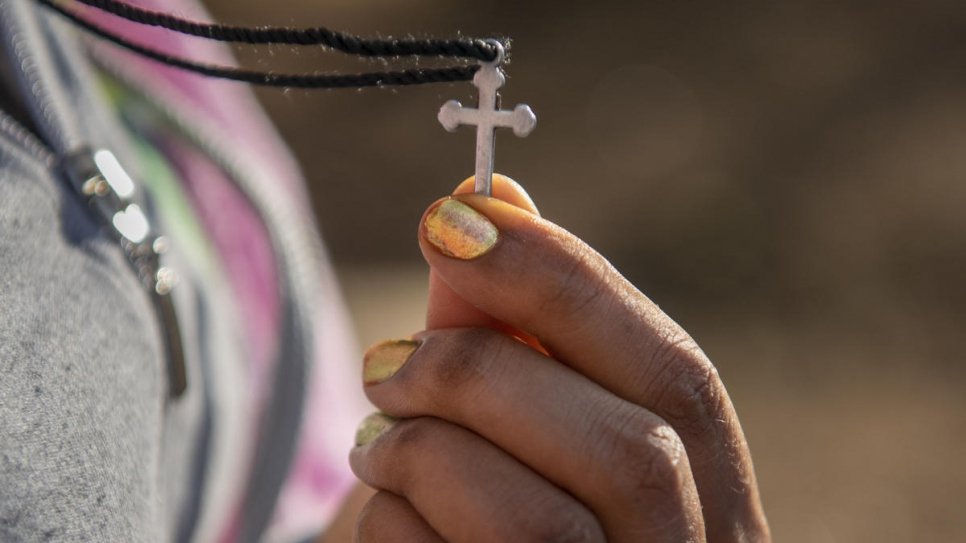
[363,339,420,385]
[355,412,397,446]
[423,198,499,260]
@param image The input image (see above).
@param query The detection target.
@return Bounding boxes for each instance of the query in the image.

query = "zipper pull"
[62,147,188,398]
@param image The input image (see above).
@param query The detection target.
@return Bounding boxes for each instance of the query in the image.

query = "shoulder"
[0,142,167,542]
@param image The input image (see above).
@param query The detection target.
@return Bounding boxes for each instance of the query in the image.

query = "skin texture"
[342,174,771,542]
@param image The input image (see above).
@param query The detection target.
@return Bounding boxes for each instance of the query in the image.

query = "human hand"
[349,175,771,542]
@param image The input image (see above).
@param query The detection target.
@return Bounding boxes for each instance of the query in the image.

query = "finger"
[361,332,705,543]
[316,484,376,543]
[416,196,769,541]
[350,413,606,543]
[425,174,539,334]
[355,491,443,543]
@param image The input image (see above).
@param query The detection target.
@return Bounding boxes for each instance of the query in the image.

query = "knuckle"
[511,496,604,543]
[594,409,688,506]
[524,502,604,543]
[527,521,601,543]
[650,334,729,441]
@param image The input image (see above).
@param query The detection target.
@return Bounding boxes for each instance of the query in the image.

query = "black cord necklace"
[67,0,502,60]
[41,0,537,398]
[37,0,504,88]
[40,0,538,195]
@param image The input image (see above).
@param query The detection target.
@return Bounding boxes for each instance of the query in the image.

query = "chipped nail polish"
[423,199,498,260]
[355,412,397,447]
[363,339,420,385]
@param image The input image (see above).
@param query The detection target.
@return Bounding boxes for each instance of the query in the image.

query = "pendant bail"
[485,38,506,68]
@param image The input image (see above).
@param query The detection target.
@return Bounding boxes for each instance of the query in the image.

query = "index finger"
[417,180,770,542]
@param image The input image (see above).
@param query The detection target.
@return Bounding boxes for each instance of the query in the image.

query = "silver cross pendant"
[438,40,537,196]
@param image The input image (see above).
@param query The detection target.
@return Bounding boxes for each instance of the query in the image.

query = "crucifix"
[438,40,537,196]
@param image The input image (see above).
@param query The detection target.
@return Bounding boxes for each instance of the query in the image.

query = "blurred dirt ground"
[200,0,966,540]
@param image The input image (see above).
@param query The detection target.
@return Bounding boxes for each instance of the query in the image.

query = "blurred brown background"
[206,1,966,540]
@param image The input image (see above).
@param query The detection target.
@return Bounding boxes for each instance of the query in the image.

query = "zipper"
[0,0,83,156]
[1,2,189,398]
[0,107,55,166]
[88,44,322,543]
[61,147,188,397]
[0,108,62,225]
[0,103,190,401]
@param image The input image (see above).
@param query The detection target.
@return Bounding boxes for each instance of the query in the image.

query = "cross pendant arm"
[437,40,536,195]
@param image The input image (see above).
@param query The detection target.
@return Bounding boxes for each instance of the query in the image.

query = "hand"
[349,175,771,542]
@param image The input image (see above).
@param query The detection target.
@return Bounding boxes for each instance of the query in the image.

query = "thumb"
[424,174,539,335]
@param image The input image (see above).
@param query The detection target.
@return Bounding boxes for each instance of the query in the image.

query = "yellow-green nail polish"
[423,199,498,260]
[355,412,397,446]
[363,339,420,385]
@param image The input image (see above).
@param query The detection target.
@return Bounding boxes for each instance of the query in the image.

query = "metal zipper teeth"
[0,108,55,167]
[88,47,322,539]
[1,0,84,156]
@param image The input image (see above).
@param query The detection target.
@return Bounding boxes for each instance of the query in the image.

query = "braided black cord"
[70,0,504,61]
[38,0,480,88]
